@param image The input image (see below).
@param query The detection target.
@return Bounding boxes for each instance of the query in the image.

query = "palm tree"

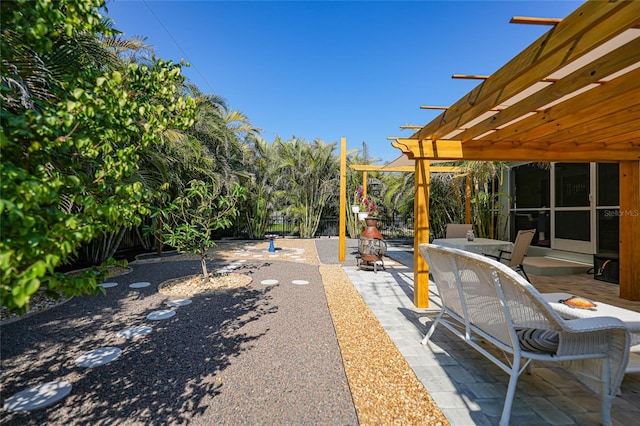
[458,161,511,239]
[182,84,258,187]
[1,9,143,112]
[429,173,466,239]
[277,137,339,238]
[383,172,413,219]
[133,83,259,249]
[241,136,282,238]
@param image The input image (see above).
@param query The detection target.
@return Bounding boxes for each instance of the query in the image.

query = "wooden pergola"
[391,0,640,306]
[336,154,467,262]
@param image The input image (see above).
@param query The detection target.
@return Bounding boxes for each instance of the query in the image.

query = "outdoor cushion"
[560,295,597,310]
[515,327,559,353]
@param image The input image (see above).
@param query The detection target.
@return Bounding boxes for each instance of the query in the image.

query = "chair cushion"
[560,295,597,310]
[515,327,559,354]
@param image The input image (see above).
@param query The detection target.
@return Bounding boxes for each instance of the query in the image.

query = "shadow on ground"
[1,259,276,425]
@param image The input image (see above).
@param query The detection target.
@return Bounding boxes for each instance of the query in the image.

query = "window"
[597,163,619,254]
[514,164,550,208]
[597,163,619,207]
[512,164,550,246]
[555,163,589,208]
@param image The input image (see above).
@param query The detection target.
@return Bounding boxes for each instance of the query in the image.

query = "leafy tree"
[1,0,114,109]
[159,180,246,279]
[146,85,259,244]
[0,0,196,313]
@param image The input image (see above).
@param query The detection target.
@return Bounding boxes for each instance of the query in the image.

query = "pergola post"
[619,160,640,300]
[339,137,347,262]
[465,175,472,224]
[413,158,430,308]
[362,171,368,199]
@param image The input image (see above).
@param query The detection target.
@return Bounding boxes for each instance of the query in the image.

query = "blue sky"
[104,0,583,163]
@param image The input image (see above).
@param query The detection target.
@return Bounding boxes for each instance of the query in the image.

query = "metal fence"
[284,215,415,239]
[262,214,339,237]
[264,213,296,237]
[377,217,415,239]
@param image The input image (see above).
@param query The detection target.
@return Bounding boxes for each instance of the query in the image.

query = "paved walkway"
[338,240,640,426]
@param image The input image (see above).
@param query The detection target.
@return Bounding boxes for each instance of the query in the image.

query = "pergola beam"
[393,137,640,162]
[350,164,462,173]
[619,161,640,300]
[339,138,347,261]
[451,74,488,80]
[509,15,640,28]
[510,16,562,26]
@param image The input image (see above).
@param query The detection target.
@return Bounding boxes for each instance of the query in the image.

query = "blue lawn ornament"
[267,234,276,252]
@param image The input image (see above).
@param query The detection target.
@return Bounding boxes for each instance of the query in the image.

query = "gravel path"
[1,239,447,425]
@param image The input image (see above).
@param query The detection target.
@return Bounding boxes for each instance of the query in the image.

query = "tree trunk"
[156,216,163,256]
[200,256,209,279]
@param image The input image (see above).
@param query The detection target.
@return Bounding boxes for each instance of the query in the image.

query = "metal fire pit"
[357,237,387,273]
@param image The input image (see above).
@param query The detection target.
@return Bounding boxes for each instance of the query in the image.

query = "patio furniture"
[484,228,535,282]
[445,223,472,238]
[431,237,513,259]
[541,292,640,373]
[419,243,630,426]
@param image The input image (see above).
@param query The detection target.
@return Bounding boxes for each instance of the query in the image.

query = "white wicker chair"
[419,243,630,426]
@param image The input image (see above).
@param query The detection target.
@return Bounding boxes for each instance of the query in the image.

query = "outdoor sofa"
[419,243,630,426]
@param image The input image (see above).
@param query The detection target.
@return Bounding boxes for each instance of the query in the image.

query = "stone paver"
[345,242,640,426]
